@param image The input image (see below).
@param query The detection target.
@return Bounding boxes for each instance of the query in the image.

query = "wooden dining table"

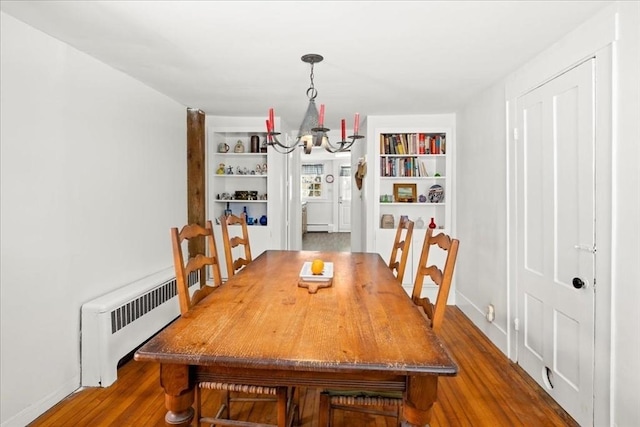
[134,250,457,426]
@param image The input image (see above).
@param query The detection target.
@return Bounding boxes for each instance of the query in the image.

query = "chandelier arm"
[321,137,348,153]
[324,137,355,153]
[268,133,299,149]
[268,133,305,154]
[268,141,299,154]
[320,133,362,153]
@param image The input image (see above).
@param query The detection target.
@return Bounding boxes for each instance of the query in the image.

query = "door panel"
[523,100,545,276]
[516,59,595,426]
[338,165,351,232]
[524,293,544,360]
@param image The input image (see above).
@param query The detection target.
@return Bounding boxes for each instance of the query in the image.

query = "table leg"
[160,363,195,426]
[402,375,437,426]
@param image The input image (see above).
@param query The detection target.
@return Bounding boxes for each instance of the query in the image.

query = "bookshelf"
[206,116,285,279]
[378,132,449,232]
[366,115,455,291]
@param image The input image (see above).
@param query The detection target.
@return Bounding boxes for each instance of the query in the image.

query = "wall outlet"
[486,304,495,323]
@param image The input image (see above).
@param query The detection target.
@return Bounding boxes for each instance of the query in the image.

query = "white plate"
[299,261,334,282]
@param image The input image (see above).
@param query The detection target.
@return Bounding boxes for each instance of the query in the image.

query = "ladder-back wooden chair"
[388,218,414,283]
[318,228,459,427]
[171,220,223,313]
[219,213,253,277]
[411,228,460,333]
[171,220,295,427]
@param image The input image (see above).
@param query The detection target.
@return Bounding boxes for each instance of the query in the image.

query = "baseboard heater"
[80,267,198,387]
[307,223,332,232]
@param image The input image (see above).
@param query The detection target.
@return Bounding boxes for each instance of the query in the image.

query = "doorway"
[338,164,352,232]
[300,154,351,251]
[515,58,595,426]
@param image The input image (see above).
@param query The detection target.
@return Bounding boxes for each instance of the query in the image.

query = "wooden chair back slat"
[220,213,253,277]
[388,218,414,283]
[170,220,223,315]
[411,228,460,333]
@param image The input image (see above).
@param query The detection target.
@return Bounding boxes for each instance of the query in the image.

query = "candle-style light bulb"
[319,104,325,127]
[269,108,275,132]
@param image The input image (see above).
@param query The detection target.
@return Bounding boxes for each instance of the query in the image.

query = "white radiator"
[81,267,198,387]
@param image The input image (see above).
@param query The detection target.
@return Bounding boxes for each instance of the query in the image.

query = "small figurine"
[234,140,245,153]
[256,164,262,174]
[226,165,234,175]
[261,163,267,175]
[216,163,225,174]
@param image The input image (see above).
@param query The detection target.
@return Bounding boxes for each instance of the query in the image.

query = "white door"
[338,164,351,232]
[516,59,595,426]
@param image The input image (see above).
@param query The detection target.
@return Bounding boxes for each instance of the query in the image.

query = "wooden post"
[186,108,206,264]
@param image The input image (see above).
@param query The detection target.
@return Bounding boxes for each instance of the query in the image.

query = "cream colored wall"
[0,12,187,426]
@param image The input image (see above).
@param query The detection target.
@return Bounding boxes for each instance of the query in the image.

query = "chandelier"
[265,54,363,154]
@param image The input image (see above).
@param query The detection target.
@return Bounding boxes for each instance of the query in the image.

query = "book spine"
[419,133,426,154]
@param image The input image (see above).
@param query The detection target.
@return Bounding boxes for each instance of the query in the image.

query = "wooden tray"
[298,278,333,294]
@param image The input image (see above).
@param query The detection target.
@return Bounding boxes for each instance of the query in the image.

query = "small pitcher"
[234,140,245,153]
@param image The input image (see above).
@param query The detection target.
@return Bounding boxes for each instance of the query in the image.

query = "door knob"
[572,277,585,289]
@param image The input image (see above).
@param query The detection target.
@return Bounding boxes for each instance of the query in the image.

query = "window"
[301,164,324,198]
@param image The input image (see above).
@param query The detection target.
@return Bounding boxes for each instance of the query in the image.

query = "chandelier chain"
[307,62,318,101]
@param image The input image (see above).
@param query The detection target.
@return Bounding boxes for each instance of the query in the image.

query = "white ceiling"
[1,1,612,130]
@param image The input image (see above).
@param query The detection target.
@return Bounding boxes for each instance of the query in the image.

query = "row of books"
[380,133,446,155]
[381,157,430,177]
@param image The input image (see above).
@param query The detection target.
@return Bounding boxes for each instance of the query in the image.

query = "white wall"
[455,83,509,352]
[0,13,187,426]
[455,2,639,426]
[611,3,640,426]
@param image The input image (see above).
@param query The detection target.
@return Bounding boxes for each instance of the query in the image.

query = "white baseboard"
[455,291,510,358]
[307,224,331,232]
[1,375,80,427]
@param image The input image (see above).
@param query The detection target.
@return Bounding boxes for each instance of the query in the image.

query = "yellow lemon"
[311,259,324,275]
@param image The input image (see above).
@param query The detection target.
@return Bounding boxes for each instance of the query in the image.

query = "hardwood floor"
[29,307,578,427]
[302,232,351,252]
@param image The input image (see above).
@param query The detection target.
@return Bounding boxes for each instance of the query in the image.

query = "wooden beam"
[186,108,206,259]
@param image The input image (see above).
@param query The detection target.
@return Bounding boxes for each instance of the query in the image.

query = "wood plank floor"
[29,307,578,426]
[302,232,351,252]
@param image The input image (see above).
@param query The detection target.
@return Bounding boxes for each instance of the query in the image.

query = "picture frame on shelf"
[393,183,417,203]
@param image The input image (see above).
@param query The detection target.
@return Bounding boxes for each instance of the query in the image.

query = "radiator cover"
[80,267,197,387]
